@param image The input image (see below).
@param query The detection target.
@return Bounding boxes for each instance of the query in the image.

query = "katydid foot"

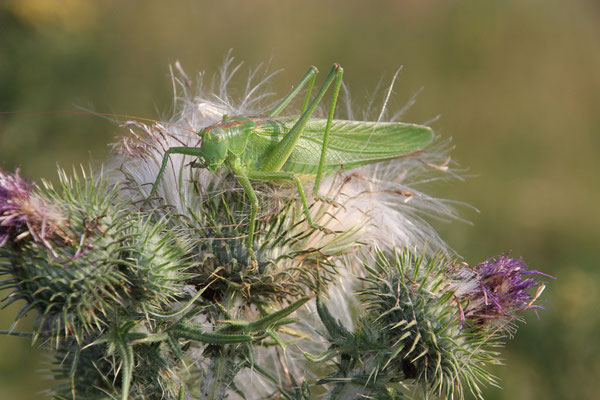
[313,194,345,210]
[307,221,335,235]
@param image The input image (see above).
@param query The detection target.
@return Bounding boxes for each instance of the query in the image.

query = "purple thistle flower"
[0,170,34,245]
[455,254,553,326]
[0,169,64,247]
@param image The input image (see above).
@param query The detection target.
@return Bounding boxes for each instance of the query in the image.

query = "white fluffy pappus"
[107,56,466,398]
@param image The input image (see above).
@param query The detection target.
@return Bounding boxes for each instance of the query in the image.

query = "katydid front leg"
[149,148,260,261]
[149,146,206,199]
[230,158,259,261]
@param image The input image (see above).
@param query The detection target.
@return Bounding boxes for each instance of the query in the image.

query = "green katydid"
[149,64,434,258]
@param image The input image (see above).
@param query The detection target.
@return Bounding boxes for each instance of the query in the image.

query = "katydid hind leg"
[300,70,317,114]
[247,170,334,235]
[268,66,318,117]
[313,65,344,206]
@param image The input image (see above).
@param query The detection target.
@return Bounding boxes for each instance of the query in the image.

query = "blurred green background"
[0,0,598,399]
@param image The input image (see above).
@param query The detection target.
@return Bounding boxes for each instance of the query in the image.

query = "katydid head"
[199,127,228,170]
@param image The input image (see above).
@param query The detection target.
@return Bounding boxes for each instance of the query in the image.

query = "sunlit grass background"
[1,1,598,399]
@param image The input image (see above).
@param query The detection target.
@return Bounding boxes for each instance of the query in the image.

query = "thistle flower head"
[351,249,499,399]
[1,169,192,344]
[455,254,552,326]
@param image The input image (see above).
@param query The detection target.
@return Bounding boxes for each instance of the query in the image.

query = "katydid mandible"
[149,64,434,258]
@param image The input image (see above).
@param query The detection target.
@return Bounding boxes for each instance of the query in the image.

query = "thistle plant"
[0,57,551,400]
